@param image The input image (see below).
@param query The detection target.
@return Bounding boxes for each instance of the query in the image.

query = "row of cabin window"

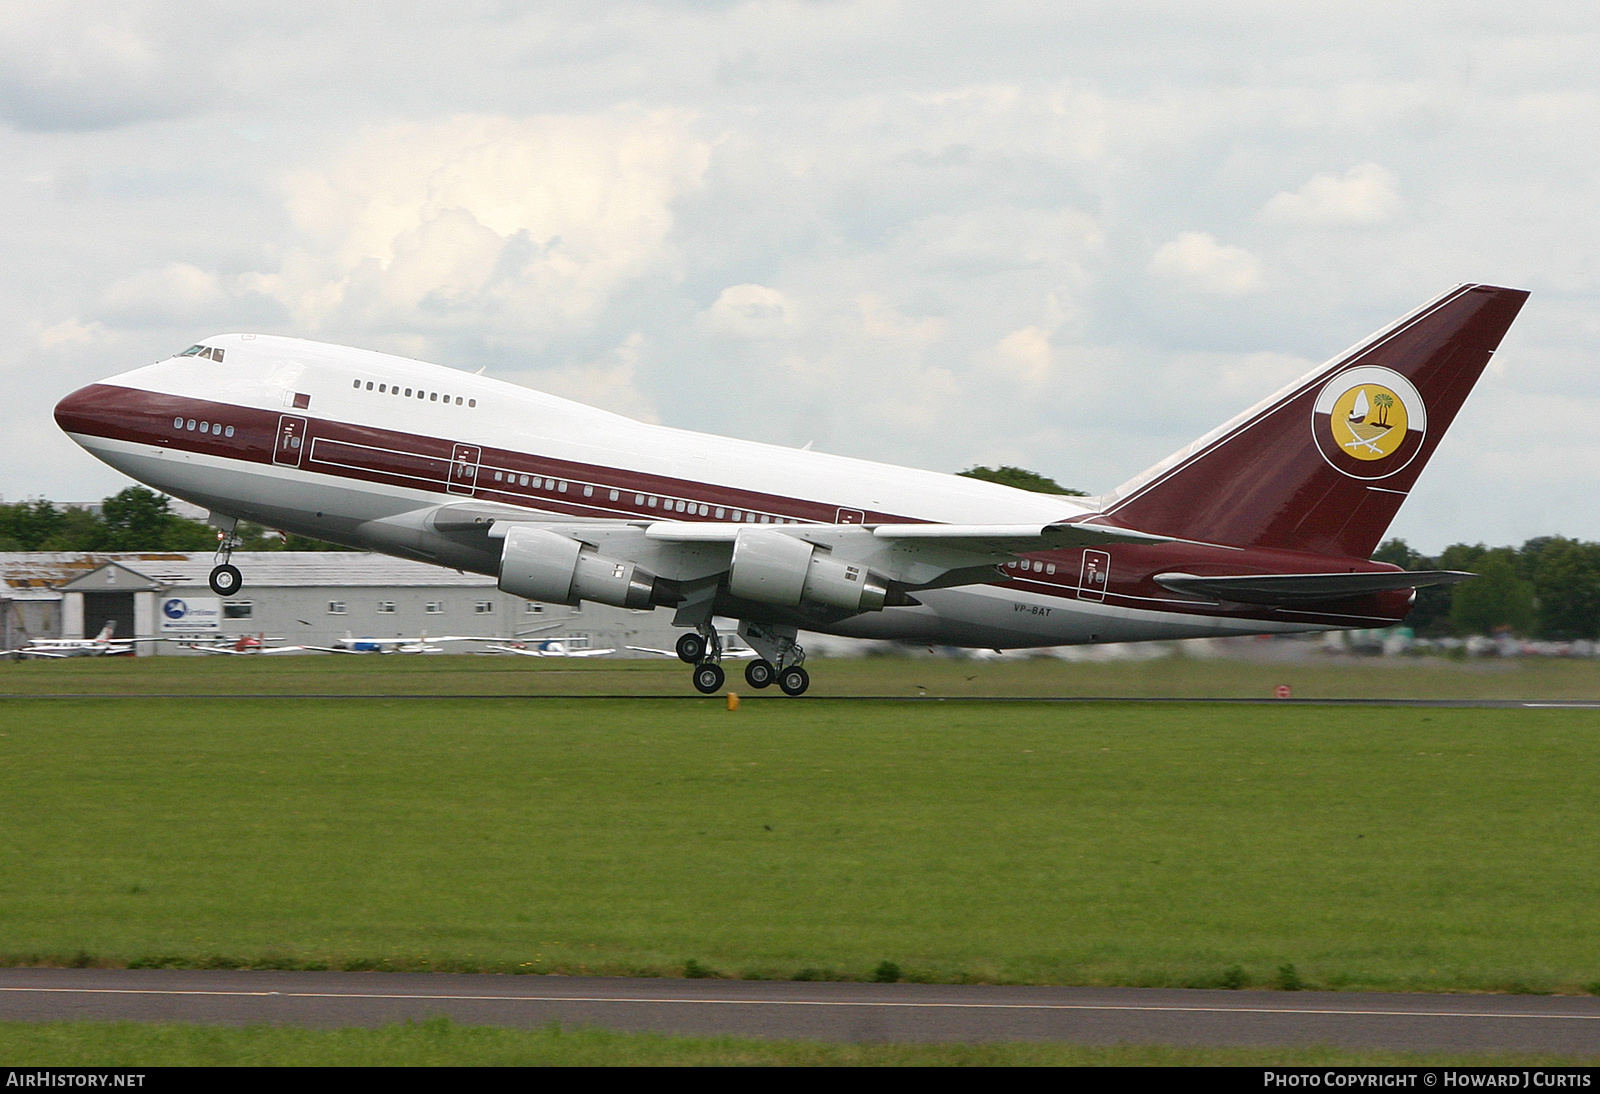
[1006,559,1058,575]
[487,469,791,523]
[353,378,476,407]
[174,417,235,438]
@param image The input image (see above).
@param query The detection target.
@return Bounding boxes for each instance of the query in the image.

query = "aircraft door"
[448,444,480,495]
[835,508,866,524]
[1078,550,1110,602]
[273,416,308,467]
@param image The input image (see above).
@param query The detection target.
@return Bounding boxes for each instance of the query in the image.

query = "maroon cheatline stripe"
[55,385,1406,627]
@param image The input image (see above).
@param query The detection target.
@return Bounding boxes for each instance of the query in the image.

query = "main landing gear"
[684,624,726,694]
[209,529,244,596]
[679,624,810,697]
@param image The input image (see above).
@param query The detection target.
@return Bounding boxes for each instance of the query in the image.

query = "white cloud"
[985,326,1054,385]
[0,7,207,131]
[699,284,800,339]
[251,112,711,343]
[1259,163,1403,227]
[36,319,109,351]
[6,5,1600,548]
[98,264,228,325]
[511,333,660,425]
[1148,232,1263,295]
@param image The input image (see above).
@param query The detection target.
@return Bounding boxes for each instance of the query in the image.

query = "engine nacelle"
[498,526,660,609]
[727,529,890,612]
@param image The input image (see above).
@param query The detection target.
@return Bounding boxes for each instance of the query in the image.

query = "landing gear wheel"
[209,564,242,597]
[777,665,810,697]
[744,659,776,689]
[676,633,706,664]
[692,662,726,694]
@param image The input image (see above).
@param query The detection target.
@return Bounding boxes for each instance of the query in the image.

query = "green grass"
[2,690,1599,992]
[3,1019,1596,1067]
[1,648,1598,699]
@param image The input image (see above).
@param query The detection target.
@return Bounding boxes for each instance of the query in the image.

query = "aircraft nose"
[54,383,111,437]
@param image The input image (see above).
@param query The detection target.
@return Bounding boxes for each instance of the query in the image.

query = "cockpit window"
[177,345,224,362]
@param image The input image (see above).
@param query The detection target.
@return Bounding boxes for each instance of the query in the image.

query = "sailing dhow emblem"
[1311,365,1427,479]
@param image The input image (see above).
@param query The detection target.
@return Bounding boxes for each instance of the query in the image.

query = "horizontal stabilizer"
[1154,569,1474,606]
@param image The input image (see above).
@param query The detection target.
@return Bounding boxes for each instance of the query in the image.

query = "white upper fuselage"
[100,334,1094,529]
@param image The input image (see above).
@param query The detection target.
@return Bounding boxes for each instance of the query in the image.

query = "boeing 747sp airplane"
[54,284,1528,694]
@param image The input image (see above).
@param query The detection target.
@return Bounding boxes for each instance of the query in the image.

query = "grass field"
[2,668,1598,994]
[4,1019,1596,1067]
[2,647,1600,699]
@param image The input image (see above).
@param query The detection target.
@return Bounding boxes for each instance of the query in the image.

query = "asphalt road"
[3,969,1599,1052]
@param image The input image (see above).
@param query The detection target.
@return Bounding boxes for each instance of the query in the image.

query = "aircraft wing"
[641,519,1171,590]
[436,502,1173,595]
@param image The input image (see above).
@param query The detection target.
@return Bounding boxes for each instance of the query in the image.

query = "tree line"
[0,488,351,553]
[1375,537,1600,640]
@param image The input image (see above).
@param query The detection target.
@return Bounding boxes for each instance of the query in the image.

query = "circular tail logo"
[1312,366,1426,479]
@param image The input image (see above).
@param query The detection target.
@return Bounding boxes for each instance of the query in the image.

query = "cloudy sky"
[3,2,1596,552]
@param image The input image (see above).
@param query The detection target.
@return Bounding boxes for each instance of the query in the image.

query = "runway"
[3,693,1600,708]
[3,969,1599,1053]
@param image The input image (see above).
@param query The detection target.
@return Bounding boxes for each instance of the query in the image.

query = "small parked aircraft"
[481,637,617,657]
[300,631,495,655]
[175,633,308,655]
[1,621,157,659]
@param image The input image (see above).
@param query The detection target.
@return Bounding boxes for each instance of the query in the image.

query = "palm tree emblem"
[1371,391,1394,428]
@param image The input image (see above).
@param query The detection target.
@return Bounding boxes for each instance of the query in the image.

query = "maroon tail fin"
[1099,284,1529,558]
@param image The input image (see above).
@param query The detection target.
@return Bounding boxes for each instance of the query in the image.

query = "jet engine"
[727,529,893,612]
[498,526,665,609]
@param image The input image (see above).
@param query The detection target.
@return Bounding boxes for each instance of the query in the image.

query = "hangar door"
[82,592,135,643]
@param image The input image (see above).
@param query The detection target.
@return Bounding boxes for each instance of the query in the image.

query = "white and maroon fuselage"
[54,331,1430,649]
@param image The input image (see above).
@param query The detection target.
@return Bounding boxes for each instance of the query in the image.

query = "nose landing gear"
[209,527,244,596]
[209,563,242,597]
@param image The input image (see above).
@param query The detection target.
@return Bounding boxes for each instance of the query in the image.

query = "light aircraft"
[175,633,307,655]
[1,621,155,659]
[54,284,1528,695]
[300,631,495,655]
[482,637,617,657]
